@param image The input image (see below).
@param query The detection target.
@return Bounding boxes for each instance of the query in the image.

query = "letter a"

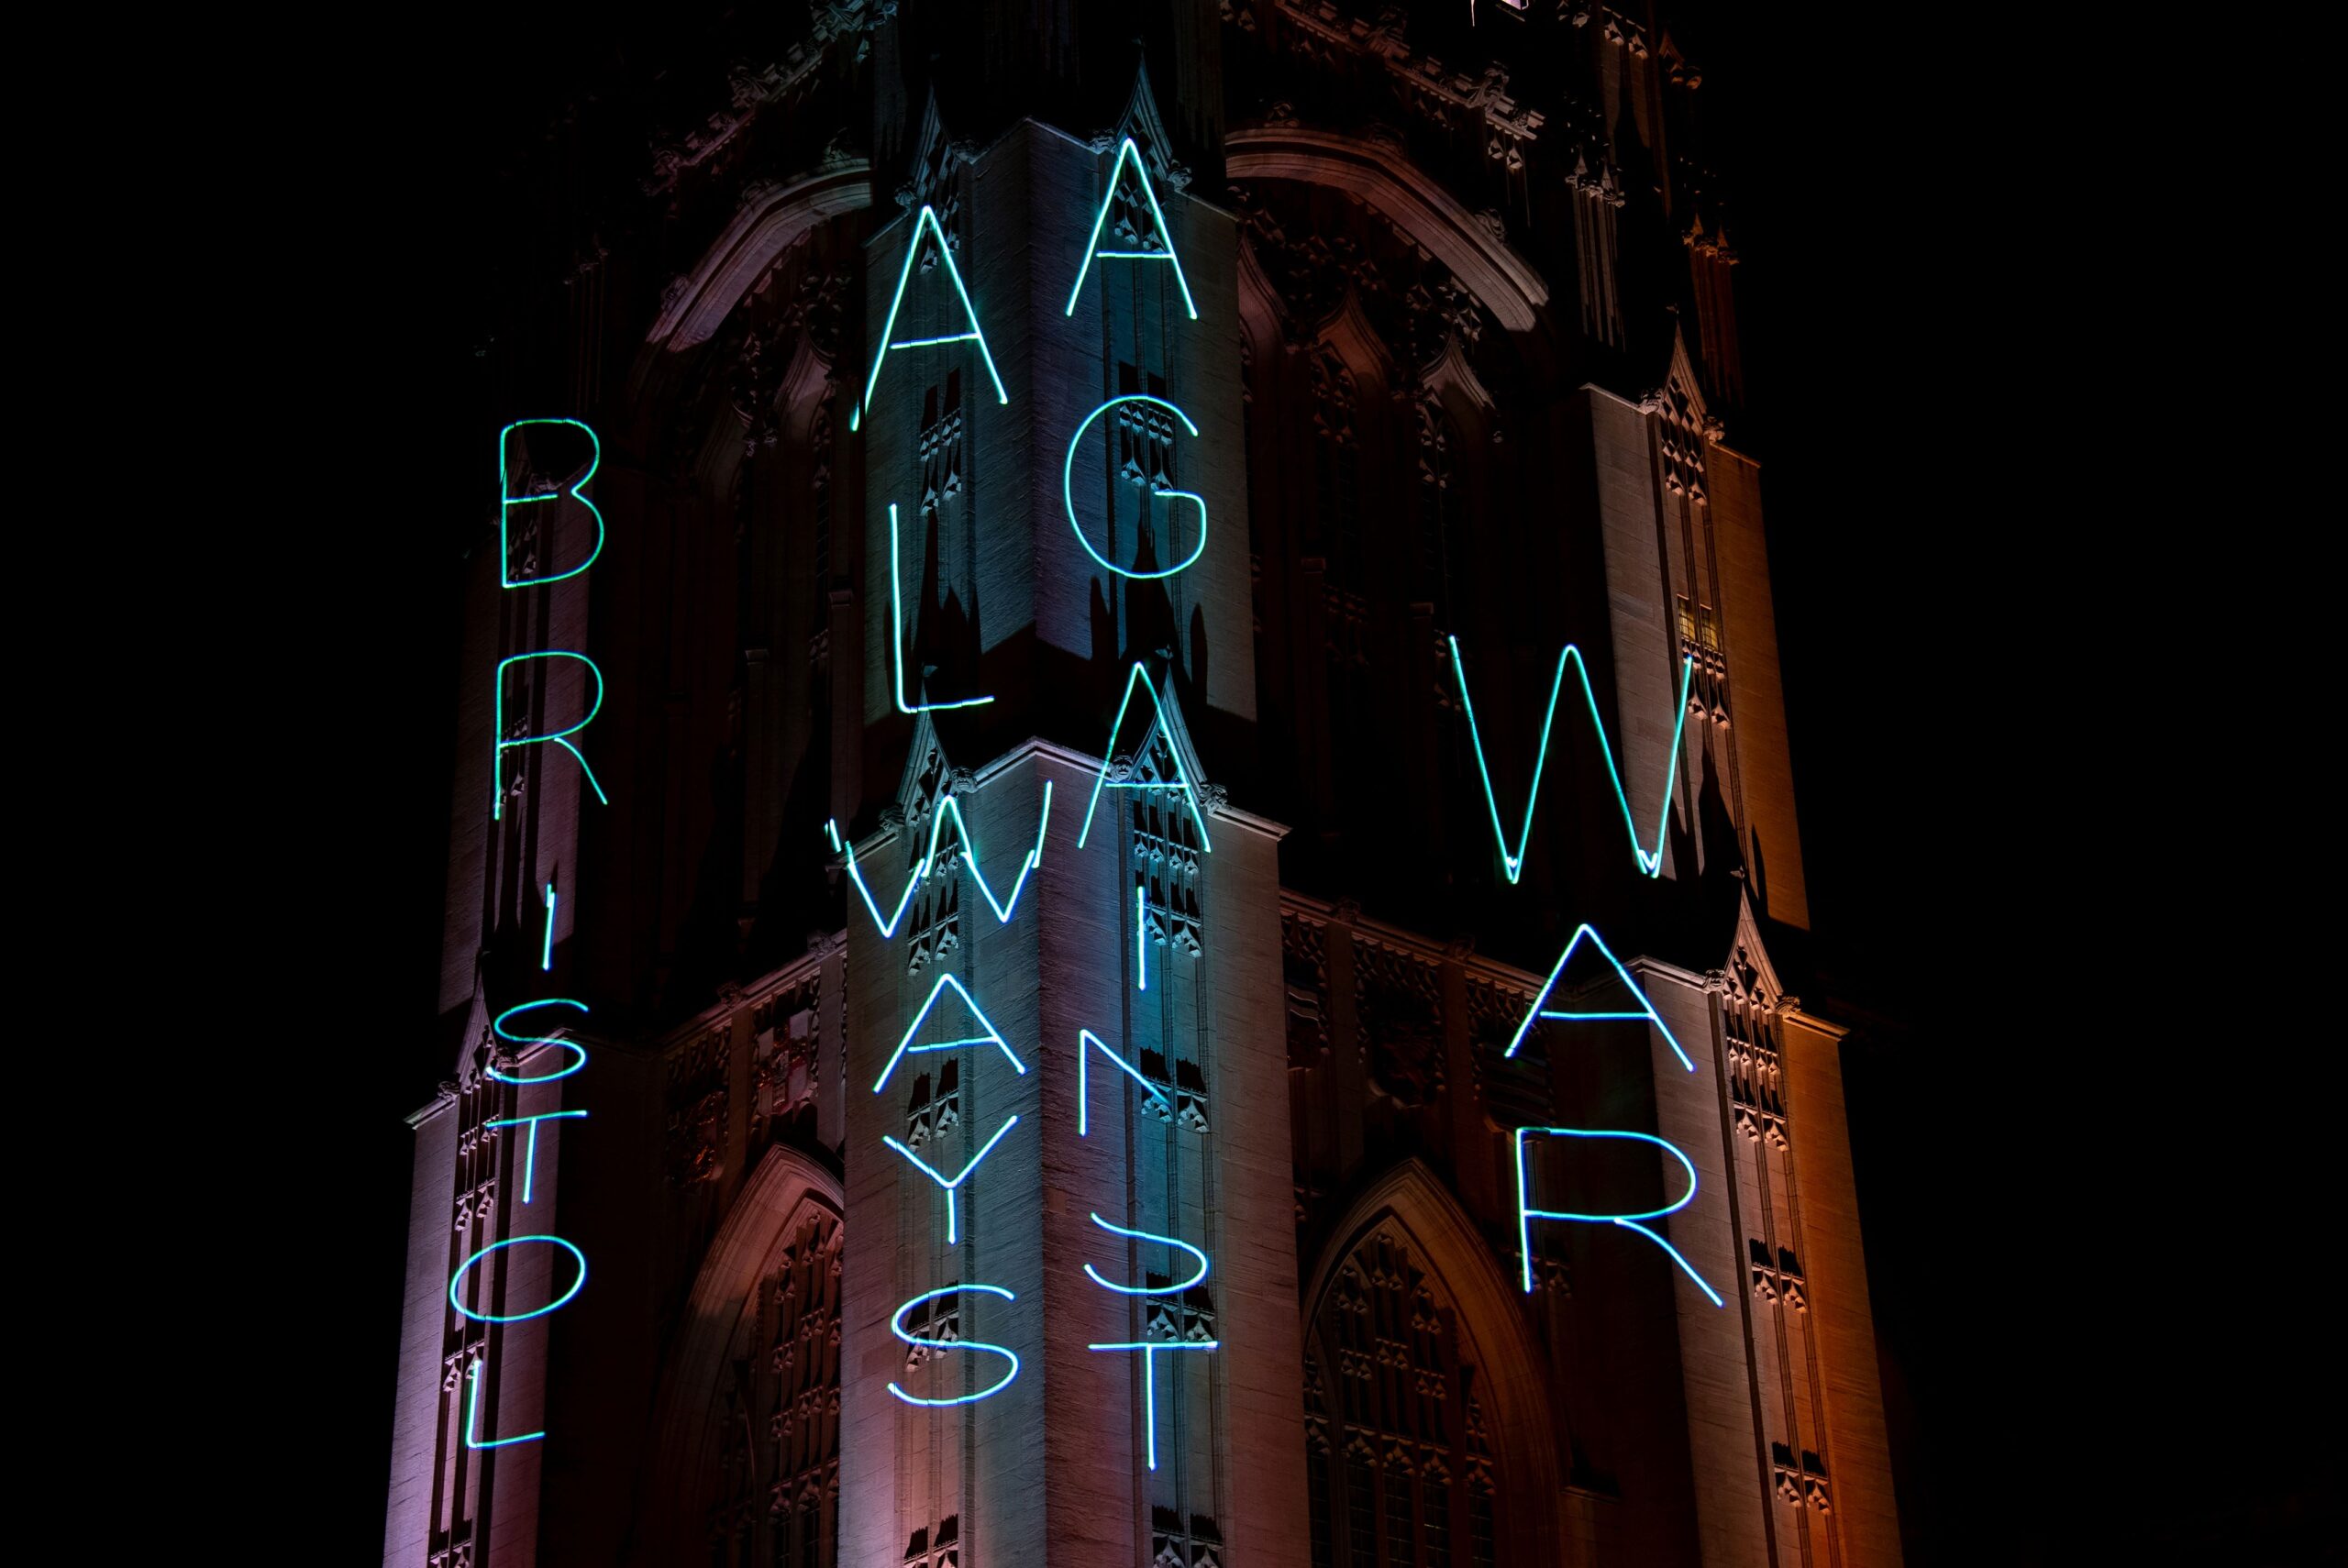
[1076,663,1212,853]
[854,204,1008,432]
[1065,138,1200,321]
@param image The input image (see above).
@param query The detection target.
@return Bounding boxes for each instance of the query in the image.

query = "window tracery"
[703,1208,842,1568]
[1656,375,1710,505]
[902,1516,958,1568]
[1151,1507,1224,1568]
[1305,1227,1504,1568]
[918,371,965,518]
[1133,730,1205,964]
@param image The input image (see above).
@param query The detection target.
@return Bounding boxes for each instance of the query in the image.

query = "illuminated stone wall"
[385,5,1903,1566]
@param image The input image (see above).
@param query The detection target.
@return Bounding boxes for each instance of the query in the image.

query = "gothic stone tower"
[384,5,1902,1568]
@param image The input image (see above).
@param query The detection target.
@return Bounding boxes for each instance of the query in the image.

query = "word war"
[1449,635,1695,881]
[1501,923,1717,1301]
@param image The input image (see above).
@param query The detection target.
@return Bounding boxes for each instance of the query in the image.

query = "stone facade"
[385,5,1900,1566]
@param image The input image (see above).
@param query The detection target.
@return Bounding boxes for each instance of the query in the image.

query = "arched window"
[1302,1224,1507,1568]
[648,1153,845,1568]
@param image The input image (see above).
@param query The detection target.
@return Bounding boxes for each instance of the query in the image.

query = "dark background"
[261,5,2330,1561]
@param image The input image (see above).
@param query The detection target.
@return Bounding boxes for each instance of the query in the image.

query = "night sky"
[270,6,2329,1562]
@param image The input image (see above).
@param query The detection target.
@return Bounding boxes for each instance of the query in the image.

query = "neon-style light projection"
[871,973,1029,1094]
[888,1284,1022,1407]
[484,1109,588,1204]
[1087,1340,1220,1470]
[1513,1127,1722,1307]
[1448,636,1694,880]
[852,204,1008,433]
[1065,137,1201,321]
[1136,883,1148,991]
[829,816,926,937]
[463,1358,544,1449]
[541,881,557,971]
[1078,663,1213,852]
[881,1114,1022,1246]
[488,999,591,1084]
[1083,1211,1210,1296]
[1506,923,1695,1074]
[1063,396,1208,580]
[1078,1027,1171,1135]
[887,502,994,713]
[449,1234,590,1323]
[498,418,604,589]
[946,780,1053,922]
[830,783,1055,936]
[493,651,610,822]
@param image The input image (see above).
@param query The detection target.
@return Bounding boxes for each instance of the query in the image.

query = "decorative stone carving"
[1748,1238,1808,1312]
[1283,912,1332,1069]
[665,1031,729,1187]
[1355,939,1445,1107]
[1772,1442,1832,1512]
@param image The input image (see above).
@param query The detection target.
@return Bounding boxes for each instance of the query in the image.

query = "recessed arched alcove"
[1298,1158,1568,1568]
[641,1144,845,1567]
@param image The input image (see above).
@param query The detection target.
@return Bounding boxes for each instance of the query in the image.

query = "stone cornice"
[633,162,873,399]
[1225,127,1546,331]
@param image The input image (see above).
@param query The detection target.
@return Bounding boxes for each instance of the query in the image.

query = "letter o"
[449,1234,588,1323]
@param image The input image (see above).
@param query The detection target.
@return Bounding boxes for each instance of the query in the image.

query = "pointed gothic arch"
[1299,1159,1567,1568]
[642,1144,845,1568]
[1226,127,1547,334]
[631,163,873,403]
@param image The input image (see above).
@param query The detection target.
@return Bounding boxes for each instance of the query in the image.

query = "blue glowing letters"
[831,782,1054,937]
[854,204,1009,433]
[499,417,605,588]
[1507,923,1695,1073]
[1077,1027,1171,1136]
[464,1358,544,1450]
[1084,1340,1219,1470]
[1513,1127,1722,1306]
[1084,1212,1218,1471]
[1084,1211,1209,1295]
[449,1233,591,1324]
[493,650,610,822]
[889,1284,1022,1407]
[947,781,1054,922]
[484,1109,589,1205]
[888,502,995,713]
[872,972,1028,1095]
[883,1114,1022,1246]
[465,416,606,1454]
[1448,635,1694,880]
[1065,137,1201,321]
[488,999,592,1084]
[1063,395,1209,580]
[1078,663,1213,852]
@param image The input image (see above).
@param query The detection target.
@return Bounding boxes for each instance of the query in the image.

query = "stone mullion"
[1703,982,1783,1566]
[1768,1014,1842,1562]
